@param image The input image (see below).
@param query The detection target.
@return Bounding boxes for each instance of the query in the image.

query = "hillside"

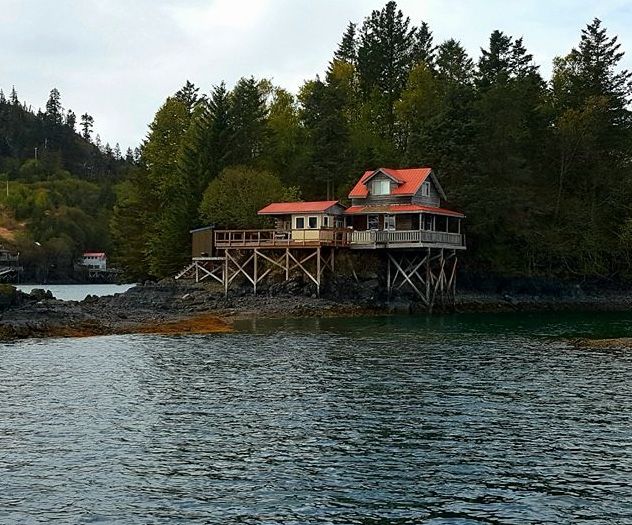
[0,88,132,281]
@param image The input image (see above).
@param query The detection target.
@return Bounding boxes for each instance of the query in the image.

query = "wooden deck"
[214,229,351,249]
[213,228,465,250]
[350,230,466,249]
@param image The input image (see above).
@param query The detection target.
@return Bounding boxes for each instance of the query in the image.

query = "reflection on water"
[0,313,631,523]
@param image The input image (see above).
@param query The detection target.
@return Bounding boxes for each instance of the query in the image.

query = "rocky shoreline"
[0,276,631,340]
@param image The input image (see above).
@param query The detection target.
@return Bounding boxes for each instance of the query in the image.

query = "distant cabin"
[81,252,107,271]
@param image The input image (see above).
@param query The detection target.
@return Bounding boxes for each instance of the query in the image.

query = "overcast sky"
[2,0,631,150]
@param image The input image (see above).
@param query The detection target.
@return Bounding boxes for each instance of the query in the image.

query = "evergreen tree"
[412,21,436,67]
[227,77,267,165]
[300,69,354,198]
[45,88,63,125]
[436,39,474,85]
[10,86,18,105]
[545,19,632,274]
[0,90,5,104]
[179,82,233,203]
[263,87,309,189]
[142,97,194,277]
[80,113,94,141]
[175,80,200,113]
[477,30,538,88]
[65,109,76,130]
[468,31,547,271]
[334,22,357,64]
[357,1,415,137]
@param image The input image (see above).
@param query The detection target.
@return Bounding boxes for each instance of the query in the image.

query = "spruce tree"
[334,22,357,63]
[436,39,474,85]
[80,113,94,141]
[45,88,63,125]
[546,19,632,274]
[412,21,436,67]
[227,77,267,165]
[175,80,200,113]
[65,109,76,130]
[357,1,415,138]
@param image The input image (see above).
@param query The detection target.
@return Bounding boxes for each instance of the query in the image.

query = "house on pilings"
[346,167,465,249]
[176,167,466,311]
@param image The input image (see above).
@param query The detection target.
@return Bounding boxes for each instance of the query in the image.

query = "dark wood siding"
[396,214,413,230]
[192,229,214,257]
[411,180,441,207]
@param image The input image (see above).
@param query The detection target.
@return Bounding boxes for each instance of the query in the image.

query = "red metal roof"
[258,201,343,215]
[83,252,106,257]
[345,204,464,218]
[348,168,433,198]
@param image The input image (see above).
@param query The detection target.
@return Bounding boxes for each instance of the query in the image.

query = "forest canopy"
[4,2,632,282]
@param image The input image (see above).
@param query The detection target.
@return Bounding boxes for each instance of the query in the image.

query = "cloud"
[1,0,630,149]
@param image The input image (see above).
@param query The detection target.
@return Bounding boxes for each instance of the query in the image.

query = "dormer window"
[372,179,390,195]
[421,182,430,197]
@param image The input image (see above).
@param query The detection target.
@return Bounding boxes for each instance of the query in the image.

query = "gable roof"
[349,168,434,198]
[258,201,344,215]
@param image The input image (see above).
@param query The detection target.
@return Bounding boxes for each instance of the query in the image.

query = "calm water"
[1,312,632,524]
[16,283,135,301]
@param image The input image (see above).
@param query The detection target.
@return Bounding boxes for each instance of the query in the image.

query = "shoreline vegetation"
[0,280,631,345]
[1,3,631,289]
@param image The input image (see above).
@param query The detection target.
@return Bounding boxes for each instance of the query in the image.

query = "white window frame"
[323,215,329,227]
[421,182,430,197]
[372,179,390,196]
[295,216,305,229]
[384,215,396,231]
[307,216,318,229]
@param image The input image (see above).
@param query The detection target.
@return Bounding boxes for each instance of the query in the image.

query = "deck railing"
[350,229,465,247]
[213,228,465,249]
[214,228,352,248]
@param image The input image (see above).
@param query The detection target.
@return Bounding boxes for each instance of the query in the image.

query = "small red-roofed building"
[258,200,347,243]
[81,252,107,271]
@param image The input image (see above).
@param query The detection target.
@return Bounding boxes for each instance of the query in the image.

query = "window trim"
[372,179,390,196]
[367,214,380,230]
[421,182,430,197]
[295,216,305,229]
[307,216,318,229]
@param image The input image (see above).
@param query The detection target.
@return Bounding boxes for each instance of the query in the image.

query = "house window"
[295,217,305,229]
[323,216,329,227]
[421,182,430,197]
[372,179,390,195]
[308,216,318,229]
[368,215,380,230]
[384,215,396,231]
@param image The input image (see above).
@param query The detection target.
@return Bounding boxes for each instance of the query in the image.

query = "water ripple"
[1,314,632,523]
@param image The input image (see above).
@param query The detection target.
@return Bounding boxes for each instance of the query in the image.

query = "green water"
[1,310,631,523]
